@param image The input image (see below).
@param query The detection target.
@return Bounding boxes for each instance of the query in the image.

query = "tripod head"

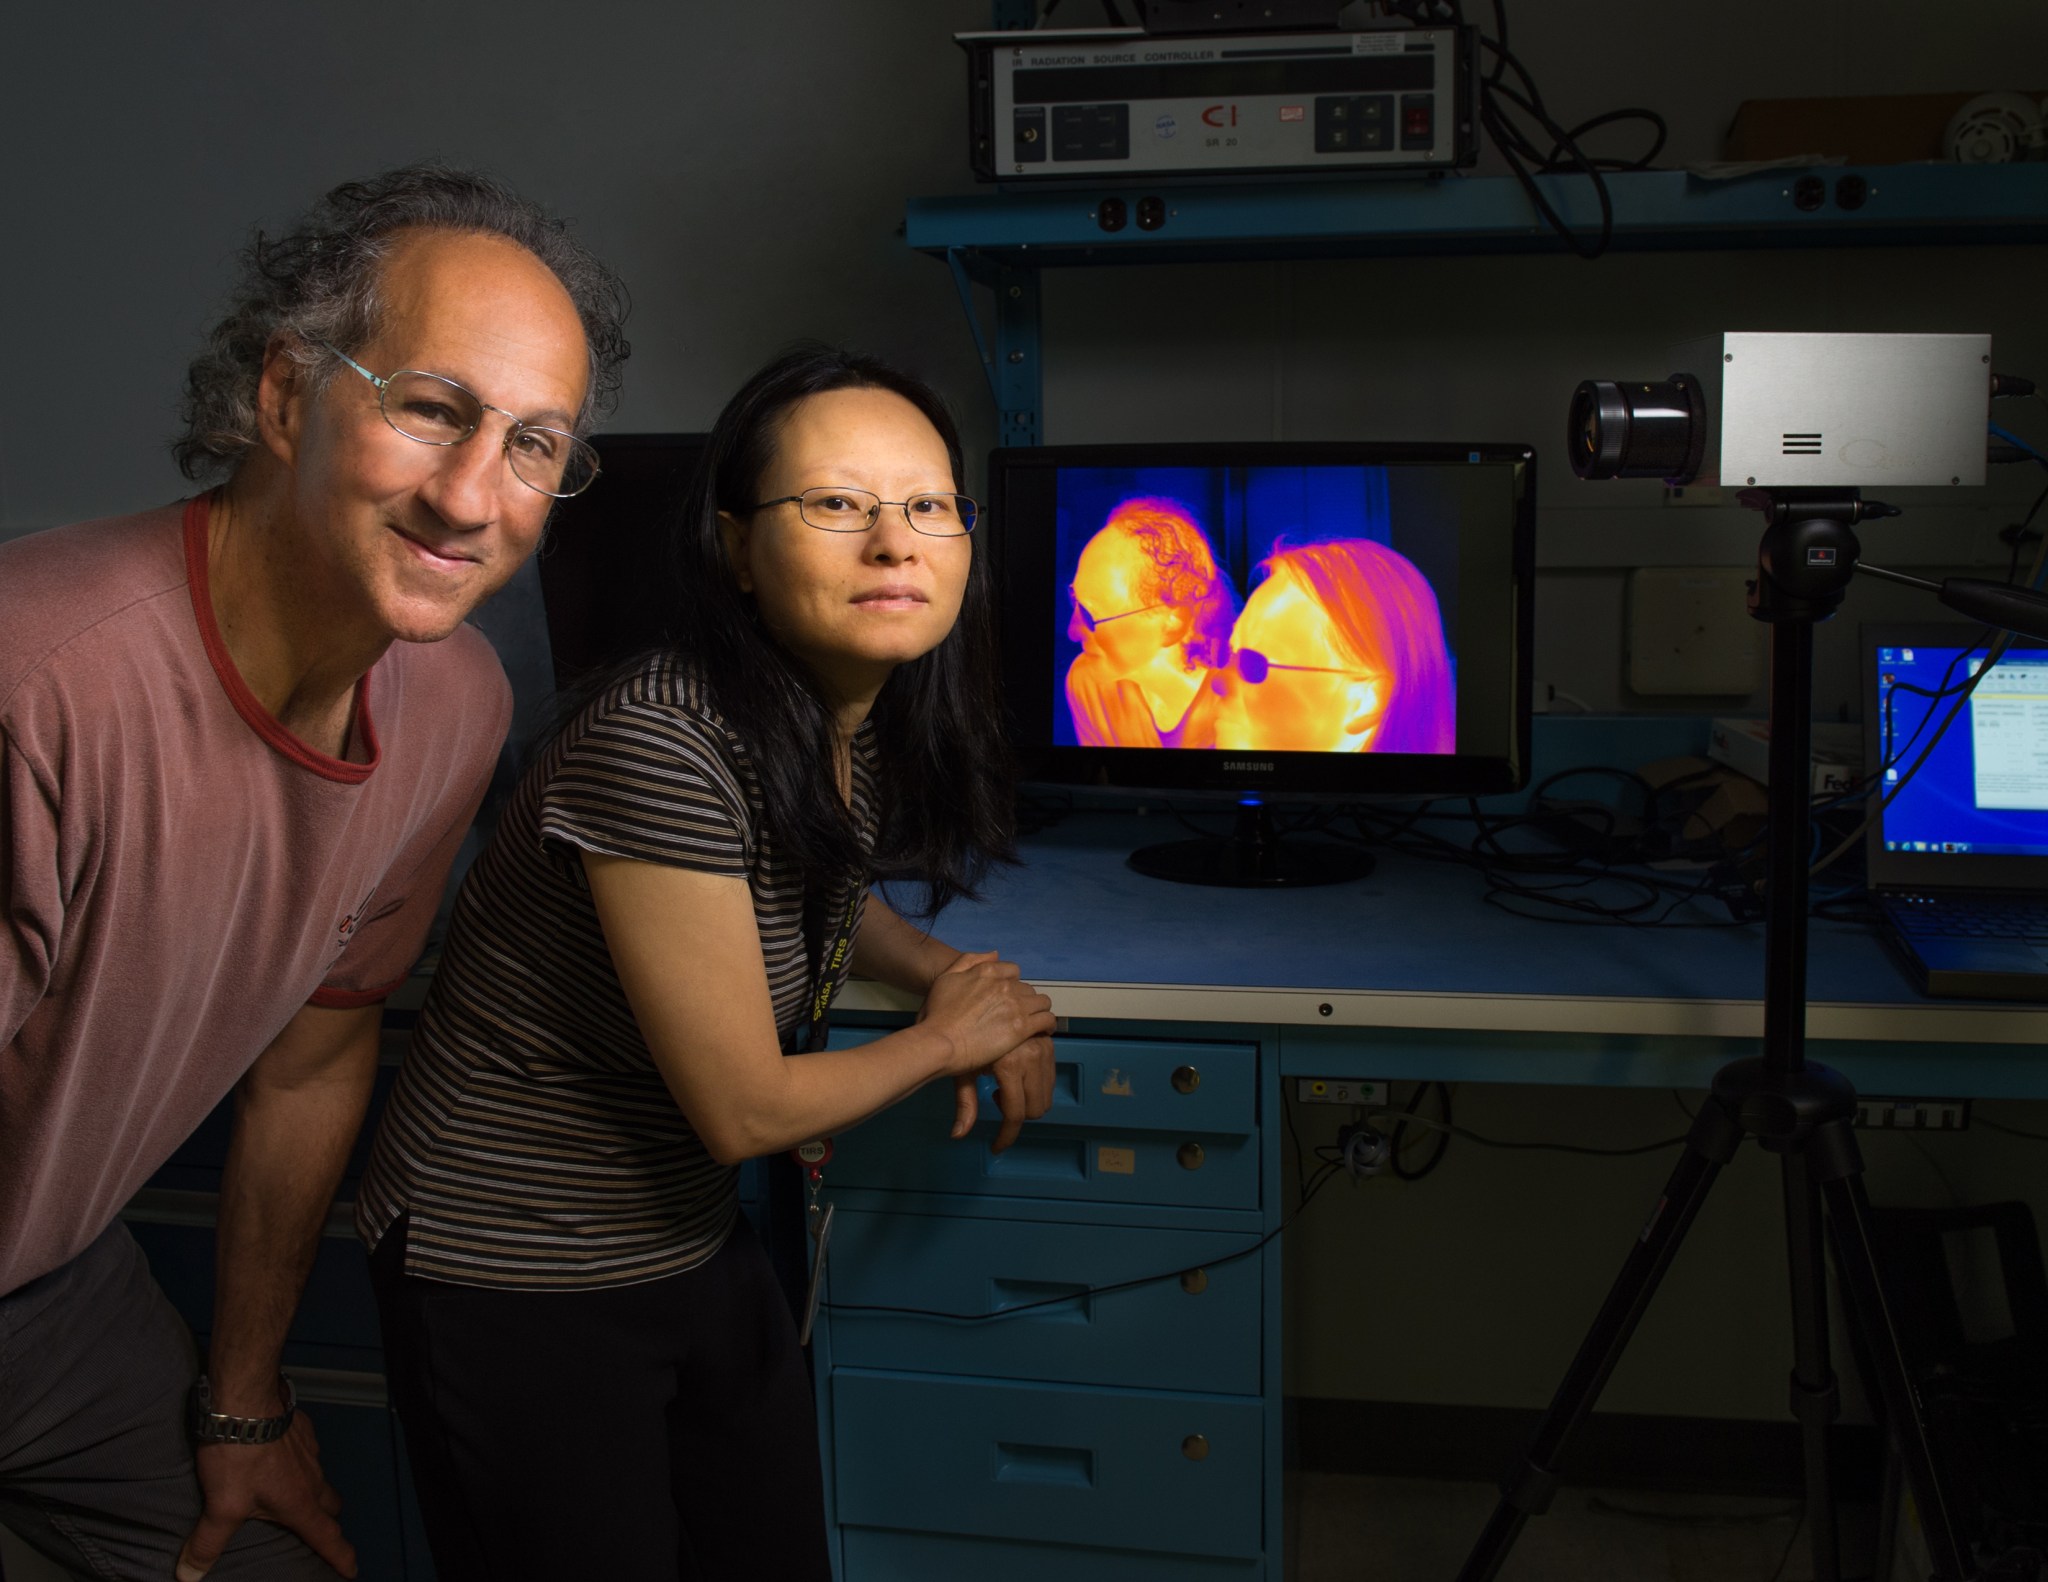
[1738,486,2048,643]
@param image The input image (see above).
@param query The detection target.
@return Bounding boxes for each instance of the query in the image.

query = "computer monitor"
[536,433,710,687]
[1865,624,2048,880]
[992,441,1536,884]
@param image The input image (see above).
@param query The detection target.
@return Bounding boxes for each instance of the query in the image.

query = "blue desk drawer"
[823,1210,1262,1394]
[840,1527,1261,1581]
[832,1369,1262,1559]
[830,1029,1256,1133]
[834,1102,1260,1209]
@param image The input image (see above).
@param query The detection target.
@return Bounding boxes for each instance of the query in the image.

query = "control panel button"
[1400,92,1435,151]
[1317,95,1397,154]
[1053,102,1130,162]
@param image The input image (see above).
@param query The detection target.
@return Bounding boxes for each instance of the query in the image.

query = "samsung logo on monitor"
[1223,760,1275,772]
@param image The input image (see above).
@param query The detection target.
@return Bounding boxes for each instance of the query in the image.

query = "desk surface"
[847,807,2048,1049]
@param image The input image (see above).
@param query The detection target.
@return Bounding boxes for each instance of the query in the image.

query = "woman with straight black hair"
[358,346,1056,1582]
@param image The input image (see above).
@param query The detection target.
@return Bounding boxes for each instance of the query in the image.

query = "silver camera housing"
[1710,331,1991,489]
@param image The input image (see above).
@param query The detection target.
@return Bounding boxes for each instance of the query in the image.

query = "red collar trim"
[183,494,380,784]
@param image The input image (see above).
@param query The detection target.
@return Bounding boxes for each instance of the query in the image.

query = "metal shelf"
[912,163,2048,265]
[909,163,2048,442]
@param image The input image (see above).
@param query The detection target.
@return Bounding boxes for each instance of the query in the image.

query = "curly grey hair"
[175,163,631,482]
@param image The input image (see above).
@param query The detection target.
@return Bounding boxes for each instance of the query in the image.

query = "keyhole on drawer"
[1182,1433,1210,1462]
[1177,1141,1206,1171]
[1180,1268,1209,1295]
[1172,1065,1200,1094]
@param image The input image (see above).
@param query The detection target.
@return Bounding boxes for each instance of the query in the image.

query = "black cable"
[1765,1508,1806,1582]
[1979,1116,2048,1144]
[1390,1081,1452,1180]
[2003,476,2048,584]
[1812,630,2015,878]
[822,1157,1344,1324]
[1283,1086,1314,1201]
[1379,1107,1688,1157]
[1458,5,1666,259]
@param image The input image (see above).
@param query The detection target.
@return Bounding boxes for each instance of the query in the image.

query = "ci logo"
[1201,104,1239,128]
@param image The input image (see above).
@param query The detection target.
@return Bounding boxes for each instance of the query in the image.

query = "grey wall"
[9,0,2048,1422]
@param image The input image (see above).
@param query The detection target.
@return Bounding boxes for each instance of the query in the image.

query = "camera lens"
[1566,375,1707,484]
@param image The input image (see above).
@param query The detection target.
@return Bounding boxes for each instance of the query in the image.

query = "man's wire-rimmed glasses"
[1068,586,1166,633]
[747,486,978,537]
[319,343,600,499]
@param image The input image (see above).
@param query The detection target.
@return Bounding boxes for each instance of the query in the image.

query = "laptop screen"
[1869,628,2048,882]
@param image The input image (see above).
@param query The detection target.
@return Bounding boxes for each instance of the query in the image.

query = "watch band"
[188,1373,296,1445]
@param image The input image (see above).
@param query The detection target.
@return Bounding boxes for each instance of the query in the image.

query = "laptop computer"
[1864,622,2048,1000]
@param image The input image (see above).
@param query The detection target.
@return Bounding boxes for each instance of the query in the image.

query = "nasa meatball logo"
[1155,114,1178,140]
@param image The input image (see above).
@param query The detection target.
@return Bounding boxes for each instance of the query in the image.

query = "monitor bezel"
[991,440,1537,798]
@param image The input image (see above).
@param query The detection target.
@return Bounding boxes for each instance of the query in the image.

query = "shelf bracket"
[944,249,1043,448]
[996,264,1043,448]
[946,248,1002,413]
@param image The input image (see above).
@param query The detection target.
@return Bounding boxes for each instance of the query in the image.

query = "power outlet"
[1296,1078,1389,1107]
[1853,1096,1970,1132]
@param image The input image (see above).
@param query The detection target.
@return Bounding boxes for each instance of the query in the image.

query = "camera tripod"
[1455,490,2048,1582]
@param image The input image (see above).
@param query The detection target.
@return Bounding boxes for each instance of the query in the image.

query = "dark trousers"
[369,1216,831,1582]
[0,1222,330,1581]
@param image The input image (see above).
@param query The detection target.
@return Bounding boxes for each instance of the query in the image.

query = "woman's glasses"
[1228,649,1377,685]
[748,486,978,537]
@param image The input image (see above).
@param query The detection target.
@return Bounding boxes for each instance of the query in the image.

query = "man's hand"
[178,1414,356,1580]
[950,1033,1057,1153]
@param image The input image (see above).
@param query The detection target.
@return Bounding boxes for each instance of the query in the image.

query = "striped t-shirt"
[357,654,877,1287]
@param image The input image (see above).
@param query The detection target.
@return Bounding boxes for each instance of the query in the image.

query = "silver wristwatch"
[188,1373,296,1445]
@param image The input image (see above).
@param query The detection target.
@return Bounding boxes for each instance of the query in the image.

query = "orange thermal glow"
[1213,539,1453,755]
[1064,497,1236,748]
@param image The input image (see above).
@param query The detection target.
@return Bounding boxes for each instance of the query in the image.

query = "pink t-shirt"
[1,496,512,1295]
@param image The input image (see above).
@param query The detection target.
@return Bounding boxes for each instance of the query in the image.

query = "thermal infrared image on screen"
[1055,466,1457,753]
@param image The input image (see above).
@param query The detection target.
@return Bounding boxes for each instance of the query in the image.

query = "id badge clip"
[791,1138,834,1346]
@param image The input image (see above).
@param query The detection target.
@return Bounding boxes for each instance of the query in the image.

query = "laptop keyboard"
[1885,893,2048,940]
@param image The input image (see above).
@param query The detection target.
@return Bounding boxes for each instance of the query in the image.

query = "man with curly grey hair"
[0,164,629,1581]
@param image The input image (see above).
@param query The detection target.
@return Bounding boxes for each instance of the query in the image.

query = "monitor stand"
[1126,802,1374,888]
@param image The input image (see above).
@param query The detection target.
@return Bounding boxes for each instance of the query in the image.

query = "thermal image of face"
[1214,539,1454,754]
[1065,496,1238,748]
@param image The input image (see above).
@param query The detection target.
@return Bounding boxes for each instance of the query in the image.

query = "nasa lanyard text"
[791,888,860,1346]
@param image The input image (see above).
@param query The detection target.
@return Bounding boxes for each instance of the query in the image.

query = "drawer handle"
[996,1442,1095,1487]
[1177,1141,1206,1171]
[991,1278,1091,1322]
[987,1137,1087,1180]
[1180,1267,1209,1295]
[1172,1065,1200,1094]
[1182,1433,1210,1462]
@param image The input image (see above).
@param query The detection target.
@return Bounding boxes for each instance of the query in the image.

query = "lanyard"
[794,885,863,1055]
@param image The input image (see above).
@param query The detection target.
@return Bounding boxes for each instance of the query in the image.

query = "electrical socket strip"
[1295,1078,1390,1107]
[1853,1096,1970,1132]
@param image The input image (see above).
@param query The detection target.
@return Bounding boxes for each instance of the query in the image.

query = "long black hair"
[657,345,1014,917]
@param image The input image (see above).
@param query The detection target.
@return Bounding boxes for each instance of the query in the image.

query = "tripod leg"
[1782,1147,1843,1582]
[1455,1098,1743,1582]
[1812,1123,1973,1582]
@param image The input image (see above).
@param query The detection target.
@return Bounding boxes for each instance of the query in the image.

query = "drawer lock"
[1177,1141,1206,1171]
[1180,1267,1209,1295]
[1171,1065,1201,1094]
[1182,1433,1210,1462]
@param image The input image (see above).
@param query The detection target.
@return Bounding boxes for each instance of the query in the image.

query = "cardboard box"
[1723,92,2039,165]
[1708,717,1860,796]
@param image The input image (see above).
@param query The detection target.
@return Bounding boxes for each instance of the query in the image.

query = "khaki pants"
[0,1222,331,1581]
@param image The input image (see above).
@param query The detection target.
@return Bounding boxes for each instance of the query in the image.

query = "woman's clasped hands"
[919,950,1058,1153]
